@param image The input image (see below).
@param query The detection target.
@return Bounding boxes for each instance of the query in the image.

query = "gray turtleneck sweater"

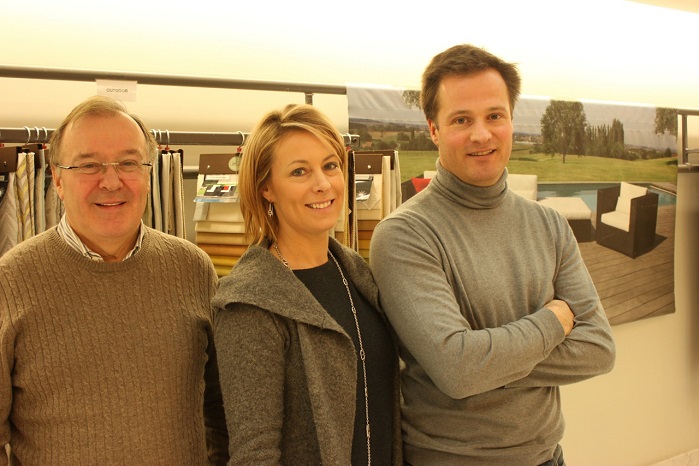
[370,163,616,466]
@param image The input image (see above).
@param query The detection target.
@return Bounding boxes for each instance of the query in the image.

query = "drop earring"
[268,202,273,217]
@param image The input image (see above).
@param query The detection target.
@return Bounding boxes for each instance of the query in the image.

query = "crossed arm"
[369,218,615,399]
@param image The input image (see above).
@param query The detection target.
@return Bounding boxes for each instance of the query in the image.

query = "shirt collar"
[57,215,146,262]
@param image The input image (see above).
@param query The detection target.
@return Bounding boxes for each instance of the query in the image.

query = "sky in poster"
[348,85,677,151]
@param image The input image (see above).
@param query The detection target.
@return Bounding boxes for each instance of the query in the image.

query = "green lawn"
[397,150,678,183]
[398,151,439,182]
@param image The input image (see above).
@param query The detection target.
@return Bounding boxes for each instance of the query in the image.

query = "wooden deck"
[578,205,676,326]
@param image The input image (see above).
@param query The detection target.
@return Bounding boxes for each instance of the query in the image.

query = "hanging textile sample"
[353,150,401,261]
[34,149,47,235]
[15,151,35,241]
[0,145,53,257]
[44,154,64,231]
[0,147,19,257]
[171,150,185,238]
[160,150,172,235]
[144,149,185,238]
[146,149,162,232]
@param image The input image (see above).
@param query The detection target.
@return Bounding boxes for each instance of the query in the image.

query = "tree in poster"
[655,107,678,138]
[586,119,625,159]
[402,90,421,110]
[540,100,587,164]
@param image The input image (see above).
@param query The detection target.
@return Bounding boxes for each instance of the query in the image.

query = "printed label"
[96,79,138,102]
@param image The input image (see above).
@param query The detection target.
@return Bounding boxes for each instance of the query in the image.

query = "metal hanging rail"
[0,127,251,146]
[0,64,348,105]
[0,126,359,147]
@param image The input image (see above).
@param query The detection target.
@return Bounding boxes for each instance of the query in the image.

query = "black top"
[295,256,395,465]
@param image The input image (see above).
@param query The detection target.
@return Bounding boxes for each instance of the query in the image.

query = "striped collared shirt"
[57,215,146,261]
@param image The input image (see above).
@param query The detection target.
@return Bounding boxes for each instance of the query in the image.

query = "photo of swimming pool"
[534,180,677,326]
[537,182,677,211]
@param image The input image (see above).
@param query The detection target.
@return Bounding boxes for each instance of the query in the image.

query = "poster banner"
[348,84,679,325]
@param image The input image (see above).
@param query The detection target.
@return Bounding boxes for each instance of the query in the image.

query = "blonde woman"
[213,104,402,465]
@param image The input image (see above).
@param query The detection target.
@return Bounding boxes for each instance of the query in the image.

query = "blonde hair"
[238,104,346,245]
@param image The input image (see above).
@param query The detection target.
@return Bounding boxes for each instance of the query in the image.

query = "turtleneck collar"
[428,160,509,210]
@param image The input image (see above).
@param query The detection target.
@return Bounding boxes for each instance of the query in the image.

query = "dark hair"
[420,44,521,124]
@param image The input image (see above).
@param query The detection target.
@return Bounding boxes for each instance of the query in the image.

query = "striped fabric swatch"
[14,153,32,241]
[0,175,20,256]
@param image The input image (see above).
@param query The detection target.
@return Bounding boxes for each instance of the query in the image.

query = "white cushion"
[615,182,647,215]
[539,197,591,220]
[508,174,538,201]
[601,211,631,232]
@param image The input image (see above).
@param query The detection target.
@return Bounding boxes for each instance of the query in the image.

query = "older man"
[0,96,228,465]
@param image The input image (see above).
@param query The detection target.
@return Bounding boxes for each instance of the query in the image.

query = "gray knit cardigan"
[213,237,402,465]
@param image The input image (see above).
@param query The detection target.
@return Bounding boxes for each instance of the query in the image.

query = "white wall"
[2,1,698,464]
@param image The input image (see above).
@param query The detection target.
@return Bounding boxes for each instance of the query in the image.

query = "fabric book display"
[194,153,250,276]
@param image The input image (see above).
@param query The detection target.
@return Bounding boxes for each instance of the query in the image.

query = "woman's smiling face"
[262,130,345,242]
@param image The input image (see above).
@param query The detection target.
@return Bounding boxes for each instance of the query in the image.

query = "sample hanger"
[0,146,20,173]
[0,145,46,174]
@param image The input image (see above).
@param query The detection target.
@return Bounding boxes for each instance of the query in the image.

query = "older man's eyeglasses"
[55,160,153,177]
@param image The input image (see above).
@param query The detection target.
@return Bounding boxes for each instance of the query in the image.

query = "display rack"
[0,128,358,178]
[0,64,358,176]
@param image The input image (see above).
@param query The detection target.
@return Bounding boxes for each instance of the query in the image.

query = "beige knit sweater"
[0,227,229,465]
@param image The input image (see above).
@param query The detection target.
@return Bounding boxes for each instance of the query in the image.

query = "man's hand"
[546,299,574,336]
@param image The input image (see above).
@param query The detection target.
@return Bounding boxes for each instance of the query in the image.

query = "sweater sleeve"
[203,323,231,465]
[0,274,13,466]
[370,217,567,400]
[505,221,616,388]
[214,305,287,465]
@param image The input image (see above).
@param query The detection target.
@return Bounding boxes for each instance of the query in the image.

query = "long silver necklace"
[273,243,371,465]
